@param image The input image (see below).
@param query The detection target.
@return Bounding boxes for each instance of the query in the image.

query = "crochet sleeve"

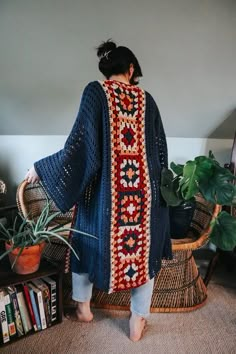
[34,82,102,213]
[154,100,169,207]
[154,103,168,170]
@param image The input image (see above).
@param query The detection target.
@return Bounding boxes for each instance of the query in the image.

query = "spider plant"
[0,201,96,269]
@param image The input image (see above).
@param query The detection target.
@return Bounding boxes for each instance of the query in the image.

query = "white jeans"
[72,272,154,318]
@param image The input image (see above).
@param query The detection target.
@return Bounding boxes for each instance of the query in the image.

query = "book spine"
[39,289,50,327]
[0,291,10,344]
[28,288,41,331]
[23,285,37,332]
[43,277,57,322]
[32,280,51,327]
[16,292,29,334]
[51,284,57,322]
[37,291,47,330]
[10,292,24,337]
[4,293,17,337]
[42,288,51,327]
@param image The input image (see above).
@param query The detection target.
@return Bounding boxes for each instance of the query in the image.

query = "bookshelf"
[0,257,63,347]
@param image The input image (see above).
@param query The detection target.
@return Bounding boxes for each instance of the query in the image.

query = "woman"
[26,40,173,342]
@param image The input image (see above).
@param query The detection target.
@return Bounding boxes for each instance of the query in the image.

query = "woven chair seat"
[16,181,220,312]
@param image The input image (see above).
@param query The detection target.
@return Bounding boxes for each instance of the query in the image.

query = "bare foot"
[129,313,147,342]
[76,301,93,322]
[65,301,93,322]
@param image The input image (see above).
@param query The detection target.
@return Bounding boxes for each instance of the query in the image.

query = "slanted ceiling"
[0,0,235,138]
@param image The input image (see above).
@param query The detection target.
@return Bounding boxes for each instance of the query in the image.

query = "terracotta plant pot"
[5,242,46,275]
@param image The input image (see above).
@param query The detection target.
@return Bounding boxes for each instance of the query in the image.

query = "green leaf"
[0,223,12,239]
[62,228,98,239]
[37,230,80,261]
[0,244,15,259]
[200,168,236,205]
[35,202,50,232]
[170,162,184,176]
[208,150,215,159]
[180,157,215,200]
[49,220,71,232]
[18,217,29,234]
[160,168,183,206]
[209,211,236,251]
[180,161,199,200]
[44,212,61,227]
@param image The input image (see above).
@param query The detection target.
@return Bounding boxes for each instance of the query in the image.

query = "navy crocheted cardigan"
[34,80,173,293]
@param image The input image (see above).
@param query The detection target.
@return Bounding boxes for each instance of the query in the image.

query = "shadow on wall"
[204,143,233,165]
[205,109,236,164]
[0,161,17,206]
[208,109,236,139]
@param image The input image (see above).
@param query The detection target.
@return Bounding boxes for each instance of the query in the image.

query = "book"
[6,286,24,337]
[16,286,32,334]
[27,284,42,331]
[42,276,57,322]
[0,289,10,344]
[31,279,51,327]
[27,282,47,330]
[4,290,17,338]
[22,284,38,332]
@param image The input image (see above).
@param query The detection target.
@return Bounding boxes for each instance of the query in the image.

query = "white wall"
[0,136,233,203]
[0,0,235,203]
[168,138,233,164]
[0,0,235,137]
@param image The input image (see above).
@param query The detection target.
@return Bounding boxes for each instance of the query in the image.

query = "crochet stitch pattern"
[100,80,152,292]
[34,80,173,293]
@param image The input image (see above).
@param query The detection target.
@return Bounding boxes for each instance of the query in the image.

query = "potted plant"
[0,201,94,275]
[161,151,236,250]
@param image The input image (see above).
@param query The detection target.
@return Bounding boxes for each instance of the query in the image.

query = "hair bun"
[97,39,117,59]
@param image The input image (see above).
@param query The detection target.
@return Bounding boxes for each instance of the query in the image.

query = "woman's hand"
[25,166,40,184]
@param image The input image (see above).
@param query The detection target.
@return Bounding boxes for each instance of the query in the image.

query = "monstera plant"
[161,151,236,251]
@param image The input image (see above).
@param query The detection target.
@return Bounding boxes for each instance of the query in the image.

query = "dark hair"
[97,39,143,85]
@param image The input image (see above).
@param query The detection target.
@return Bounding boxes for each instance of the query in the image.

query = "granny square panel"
[100,80,152,292]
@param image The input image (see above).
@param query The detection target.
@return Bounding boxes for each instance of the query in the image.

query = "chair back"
[16,180,74,267]
[16,180,73,226]
[172,195,221,251]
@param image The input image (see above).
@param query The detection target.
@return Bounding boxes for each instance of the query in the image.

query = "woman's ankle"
[77,301,90,310]
[76,301,93,322]
[129,313,147,342]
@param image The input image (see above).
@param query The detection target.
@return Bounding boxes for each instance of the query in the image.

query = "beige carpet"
[1,283,236,354]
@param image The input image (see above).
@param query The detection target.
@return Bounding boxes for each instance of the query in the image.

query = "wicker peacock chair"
[16,180,220,312]
[91,196,220,312]
[150,196,220,312]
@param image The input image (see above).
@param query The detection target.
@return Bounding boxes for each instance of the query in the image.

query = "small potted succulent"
[0,201,90,274]
[161,151,236,250]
